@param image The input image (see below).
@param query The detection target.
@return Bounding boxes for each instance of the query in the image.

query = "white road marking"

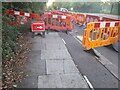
[62,38,66,44]
[83,75,94,90]
[73,36,82,45]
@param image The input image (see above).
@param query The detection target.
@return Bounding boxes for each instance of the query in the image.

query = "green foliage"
[2,2,46,60]
[49,2,118,15]
[2,15,20,59]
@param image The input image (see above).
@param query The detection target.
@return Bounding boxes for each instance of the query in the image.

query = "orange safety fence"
[82,21,120,50]
[76,13,86,25]
[44,13,74,31]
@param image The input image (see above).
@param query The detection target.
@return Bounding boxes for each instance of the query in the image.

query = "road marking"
[73,36,82,45]
[83,75,94,90]
[62,38,66,44]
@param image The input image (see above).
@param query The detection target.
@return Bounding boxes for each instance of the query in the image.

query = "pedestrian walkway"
[18,32,88,88]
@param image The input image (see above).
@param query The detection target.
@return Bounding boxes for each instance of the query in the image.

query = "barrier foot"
[84,48,100,58]
[65,30,68,34]
[42,31,45,38]
[32,32,35,38]
[46,29,49,34]
[112,41,119,52]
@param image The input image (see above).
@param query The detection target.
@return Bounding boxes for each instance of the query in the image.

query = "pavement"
[18,32,88,88]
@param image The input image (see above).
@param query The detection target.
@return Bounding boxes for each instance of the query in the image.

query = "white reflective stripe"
[14,11,20,15]
[100,17,103,20]
[100,22,106,28]
[61,15,66,19]
[110,22,115,27]
[52,15,58,18]
[20,22,24,24]
[24,12,30,17]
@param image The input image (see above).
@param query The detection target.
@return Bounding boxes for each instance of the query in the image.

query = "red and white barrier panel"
[6,10,41,21]
[93,21,119,28]
[6,10,30,17]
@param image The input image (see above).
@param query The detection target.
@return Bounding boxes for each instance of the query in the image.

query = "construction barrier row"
[6,9,119,28]
[63,12,119,26]
[82,21,120,50]
[5,9,120,49]
[6,10,74,32]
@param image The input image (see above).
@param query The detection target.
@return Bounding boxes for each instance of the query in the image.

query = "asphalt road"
[59,24,119,88]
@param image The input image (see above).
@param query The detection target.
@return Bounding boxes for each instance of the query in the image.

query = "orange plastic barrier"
[82,21,120,50]
[72,12,78,24]
[44,13,74,31]
[85,14,100,24]
[76,13,86,25]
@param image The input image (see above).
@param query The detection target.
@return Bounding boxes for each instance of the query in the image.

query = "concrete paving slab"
[42,38,63,45]
[32,41,66,51]
[45,43,67,50]
[18,76,38,88]
[41,50,72,60]
[32,43,45,51]
[60,73,88,88]
[29,51,41,61]
[46,60,79,75]
[38,75,62,88]
[38,74,88,88]
[31,36,42,43]
[42,33,63,43]
[25,60,46,76]
[64,60,79,74]
[46,60,64,74]
[45,32,61,37]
